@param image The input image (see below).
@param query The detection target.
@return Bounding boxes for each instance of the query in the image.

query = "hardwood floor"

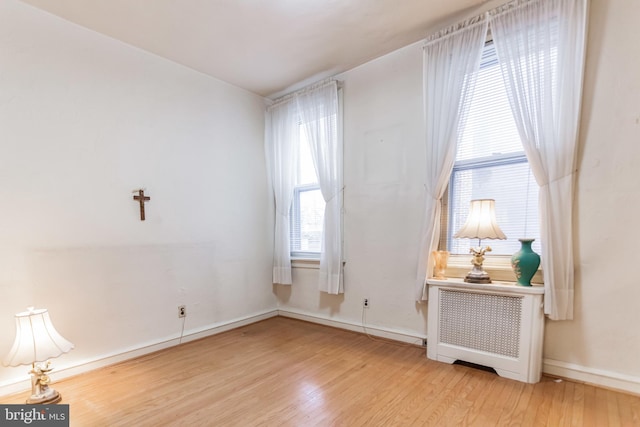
[2,317,639,426]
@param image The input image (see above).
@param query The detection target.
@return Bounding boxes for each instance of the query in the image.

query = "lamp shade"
[454,199,507,240]
[2,307,74,367]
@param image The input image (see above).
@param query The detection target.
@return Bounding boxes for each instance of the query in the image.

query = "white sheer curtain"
[297,81,344,294]
[489,0,588,320]
[415,18,488,300]
[265,99,299,285]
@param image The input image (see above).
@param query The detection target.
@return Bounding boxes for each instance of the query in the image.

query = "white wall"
[277,0,640,392]
[0,0,275,391]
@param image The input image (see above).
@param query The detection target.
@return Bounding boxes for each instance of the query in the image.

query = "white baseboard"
[278,308,426,347]
[0,309,278,398]
[543,358,640,395]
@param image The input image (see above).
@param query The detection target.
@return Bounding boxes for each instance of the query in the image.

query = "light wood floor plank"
[595,387,612,426]
[607,387,623,427]
[458,371,503,426]
[570,382,585,426]
[619,392,640,426]
[1,317,638,426]
[505,377,534,426]
[429,368,485,426]
[582,381,599,427]
[546,378,567,426]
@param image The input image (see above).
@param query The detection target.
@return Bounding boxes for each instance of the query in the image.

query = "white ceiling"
[19,0,492,98]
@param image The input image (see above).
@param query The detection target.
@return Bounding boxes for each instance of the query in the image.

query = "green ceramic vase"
[511,238,540,286]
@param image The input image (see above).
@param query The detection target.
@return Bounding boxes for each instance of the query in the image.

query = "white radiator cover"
[427,278,545,383]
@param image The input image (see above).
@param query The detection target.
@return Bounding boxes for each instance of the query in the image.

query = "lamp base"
[26,361,62,404]
[464,245,492,283]
[464,272,492,284]
[27,389,61,405]
[464,263,492,283]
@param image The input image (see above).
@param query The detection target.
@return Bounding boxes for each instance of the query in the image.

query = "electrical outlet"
[363,298,369,308]
[178,305,186,318]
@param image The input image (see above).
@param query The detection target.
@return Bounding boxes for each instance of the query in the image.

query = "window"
[443,42,541,256]
[290,127,324,257]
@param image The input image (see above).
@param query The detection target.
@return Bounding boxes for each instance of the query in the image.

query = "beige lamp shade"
[2,307,74,367]
[454,199,507,240]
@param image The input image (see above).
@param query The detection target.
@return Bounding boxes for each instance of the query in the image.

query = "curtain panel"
[265,100,299,285]
[415,18,488,300]
[297,81,344,294]
[489,0,588,320]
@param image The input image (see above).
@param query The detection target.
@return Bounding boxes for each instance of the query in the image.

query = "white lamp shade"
[2,307,74,367]
[454,199,507,240]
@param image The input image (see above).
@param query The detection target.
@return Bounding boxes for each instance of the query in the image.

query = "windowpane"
[457,43,522,161]
[291,187,324,253]
[296,127,318,186]
[449,160,540,255]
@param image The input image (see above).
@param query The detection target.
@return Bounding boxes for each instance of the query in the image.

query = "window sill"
[291,257,320,270]
[443,255,543,284]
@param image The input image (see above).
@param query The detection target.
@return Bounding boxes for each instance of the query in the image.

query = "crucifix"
[133,189,150,221]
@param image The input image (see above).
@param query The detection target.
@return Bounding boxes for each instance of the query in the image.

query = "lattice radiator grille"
[439,289,522,358]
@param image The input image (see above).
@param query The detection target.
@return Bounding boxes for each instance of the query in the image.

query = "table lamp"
[454,199,506,283]
[2,307,74,404]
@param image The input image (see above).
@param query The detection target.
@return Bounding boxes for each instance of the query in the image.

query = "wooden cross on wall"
[133,189,150,221]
